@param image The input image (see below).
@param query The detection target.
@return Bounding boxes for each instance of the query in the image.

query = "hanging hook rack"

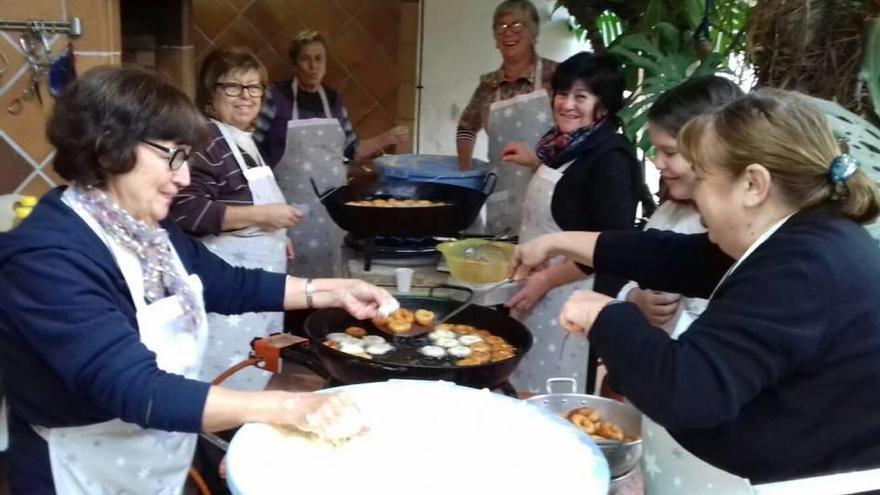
[0,17,83,38]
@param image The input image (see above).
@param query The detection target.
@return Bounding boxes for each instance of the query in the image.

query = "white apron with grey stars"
[197,121,287,390]
[274,80,345,278]
[484,58,552,235]
[642,212,880,495]
[509,161,594,394]
[36,189,210,495]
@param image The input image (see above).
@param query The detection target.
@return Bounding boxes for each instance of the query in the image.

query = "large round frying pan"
[303,286,532,390]
[311,175,496,237]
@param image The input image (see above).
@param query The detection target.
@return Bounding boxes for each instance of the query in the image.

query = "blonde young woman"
[512,89,880,493]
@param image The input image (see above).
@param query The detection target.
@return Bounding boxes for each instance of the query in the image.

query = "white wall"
[416,0,588,159]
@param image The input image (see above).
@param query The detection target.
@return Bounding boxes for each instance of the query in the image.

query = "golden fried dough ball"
[434,323,454,332]
[371,317,388,330]
[456,357,480,366]
[569,413,596,434]
[469,342,491,353]
[490,349,515,362]
[391,308,415,324]
[597,421,624,441]
[571,407,600,423]
[470,350,491,364]
[414,309,435,326]
[485,335,506,346]
[387,318,412,334]
[344,326,367,338]
[453,324,476,335]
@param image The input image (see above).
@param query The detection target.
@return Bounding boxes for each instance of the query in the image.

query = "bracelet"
[305,278,315,309]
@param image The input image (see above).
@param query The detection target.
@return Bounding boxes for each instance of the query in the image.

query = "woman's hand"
[505,273,551,313]
[501,142,540,170]
[269,391,367,443]
[383,125,410,148]
[559,290,615,336]
[335,280,398,320]
[257,203,304,230]
[510,235,555,280]
[626,288,681,327]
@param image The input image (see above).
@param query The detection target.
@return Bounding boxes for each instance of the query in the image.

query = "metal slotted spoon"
[463,228,511,260]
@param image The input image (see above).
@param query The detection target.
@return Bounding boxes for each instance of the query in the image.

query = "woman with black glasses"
[0,65,396,494]
[171,47,303,391]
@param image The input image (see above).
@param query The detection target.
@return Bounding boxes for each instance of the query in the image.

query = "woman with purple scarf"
[0,66,397,494]
[498,52,641,394]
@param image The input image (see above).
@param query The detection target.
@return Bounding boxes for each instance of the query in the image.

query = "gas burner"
[344,234,442,271]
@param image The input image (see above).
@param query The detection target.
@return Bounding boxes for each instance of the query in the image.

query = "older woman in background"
[457,0,558,234]
[254,30,408,279]
[0,66,394,494]
[171,47,302,390]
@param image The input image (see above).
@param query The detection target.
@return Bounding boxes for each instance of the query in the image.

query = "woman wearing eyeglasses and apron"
[171,48,302,390]
[255,31,408,279]
[456,0,557,235]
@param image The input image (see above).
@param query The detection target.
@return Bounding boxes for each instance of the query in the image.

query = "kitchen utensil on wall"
[8,27,51,115]
[48,42,76,97]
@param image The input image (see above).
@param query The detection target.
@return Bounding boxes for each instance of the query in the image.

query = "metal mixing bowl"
[524,378,643,480]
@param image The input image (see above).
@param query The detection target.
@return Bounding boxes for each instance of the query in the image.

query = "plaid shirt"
[456,56,557,143]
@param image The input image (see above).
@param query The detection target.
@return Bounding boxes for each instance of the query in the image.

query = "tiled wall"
[191,0,419,151]
[0,0,121,196]
[0,0,419,197]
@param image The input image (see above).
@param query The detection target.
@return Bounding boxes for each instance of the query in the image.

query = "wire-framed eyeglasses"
[140,140,190,171]
[493,21,527,35]
[215,82,265,98]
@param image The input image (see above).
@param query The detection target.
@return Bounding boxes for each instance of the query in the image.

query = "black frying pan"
[311,174,496,237]
[302,286,532,390]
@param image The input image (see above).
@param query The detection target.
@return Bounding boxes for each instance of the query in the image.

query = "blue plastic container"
[373,154,490,191]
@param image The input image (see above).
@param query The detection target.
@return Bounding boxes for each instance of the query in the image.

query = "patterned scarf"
[71,185,202,334]
[535,119,608,168]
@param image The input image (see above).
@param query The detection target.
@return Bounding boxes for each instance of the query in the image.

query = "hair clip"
[829,154,858,184]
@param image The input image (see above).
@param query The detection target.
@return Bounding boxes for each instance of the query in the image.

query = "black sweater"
[590,206,880,483]
[549,124,640,296]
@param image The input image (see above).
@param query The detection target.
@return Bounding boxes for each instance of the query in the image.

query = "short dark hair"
[648,75,744,136]
[552,52,625,124]
[288,30,327,64]
[48,66,209,187]
[197,46,268,114]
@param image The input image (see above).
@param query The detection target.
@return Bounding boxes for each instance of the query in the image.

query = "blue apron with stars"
[274,80,345,278]
[484,58,552,235]
[34,190,210,494]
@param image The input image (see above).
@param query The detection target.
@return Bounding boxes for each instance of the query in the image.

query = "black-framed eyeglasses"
[215,82,265,98]
[140,140,190,171]
[493,21,527,35]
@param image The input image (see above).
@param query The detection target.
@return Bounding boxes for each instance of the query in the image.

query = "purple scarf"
[71,185,202,334]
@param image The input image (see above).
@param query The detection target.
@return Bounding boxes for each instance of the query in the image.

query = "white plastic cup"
[395,267,414,293]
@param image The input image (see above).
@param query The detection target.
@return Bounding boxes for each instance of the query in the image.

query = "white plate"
[226,380,609,495]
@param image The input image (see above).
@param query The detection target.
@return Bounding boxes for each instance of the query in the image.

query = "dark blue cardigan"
[0,188,287,492]
[591,206,880,483]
